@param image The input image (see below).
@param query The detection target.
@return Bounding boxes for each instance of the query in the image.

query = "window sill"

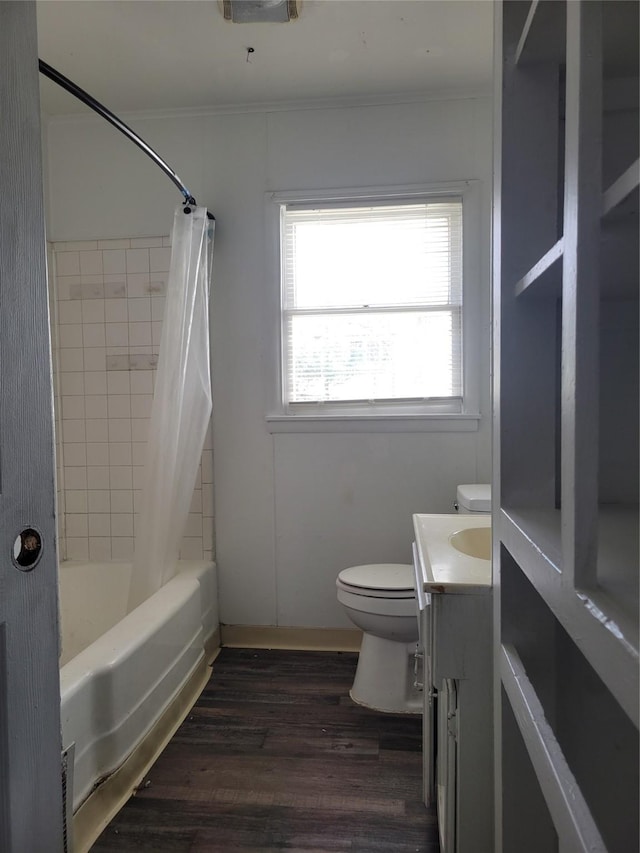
[265,413,481,434]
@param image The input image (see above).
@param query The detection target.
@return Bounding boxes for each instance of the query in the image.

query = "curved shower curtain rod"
[39,59,214,219]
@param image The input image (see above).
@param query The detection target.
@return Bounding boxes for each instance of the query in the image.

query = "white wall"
[45,95,493,628]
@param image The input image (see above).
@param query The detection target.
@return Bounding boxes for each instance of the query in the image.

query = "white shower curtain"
[128,205,214,611]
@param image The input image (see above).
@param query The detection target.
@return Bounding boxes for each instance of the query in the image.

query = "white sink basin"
[413,513,492,593]
[449,526,491,561]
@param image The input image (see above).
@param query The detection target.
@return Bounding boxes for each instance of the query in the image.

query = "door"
[0,3,65,850]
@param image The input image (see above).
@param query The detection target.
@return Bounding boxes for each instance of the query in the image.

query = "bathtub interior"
[59,559,218,813]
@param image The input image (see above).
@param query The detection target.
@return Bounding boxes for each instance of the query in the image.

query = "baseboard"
[72,629,221,853]
[220,624,362,652]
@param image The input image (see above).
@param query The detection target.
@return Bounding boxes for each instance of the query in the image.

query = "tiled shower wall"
[49,236,214,564]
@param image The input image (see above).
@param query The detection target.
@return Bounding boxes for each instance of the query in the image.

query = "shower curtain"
[128,205,214,611]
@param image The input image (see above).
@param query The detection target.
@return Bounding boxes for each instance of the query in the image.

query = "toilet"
[336,563,420,714]
[454,483,492,515]
[336,484,491,715]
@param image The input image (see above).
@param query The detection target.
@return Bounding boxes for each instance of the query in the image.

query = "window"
[268,183,481,431]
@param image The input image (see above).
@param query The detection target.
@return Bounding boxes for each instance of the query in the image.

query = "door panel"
[0,2,64,849]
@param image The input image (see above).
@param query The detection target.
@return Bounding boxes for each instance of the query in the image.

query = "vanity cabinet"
[413,514,493,853]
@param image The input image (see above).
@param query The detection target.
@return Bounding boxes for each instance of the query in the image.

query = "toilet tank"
[455,484,491,514]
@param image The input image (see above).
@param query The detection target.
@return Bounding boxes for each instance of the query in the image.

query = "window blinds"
[281,199,463,405]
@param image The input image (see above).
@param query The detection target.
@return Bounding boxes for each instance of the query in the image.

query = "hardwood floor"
[92,648,440,852]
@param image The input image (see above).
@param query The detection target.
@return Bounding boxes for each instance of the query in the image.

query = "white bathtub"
[58,559,218,821]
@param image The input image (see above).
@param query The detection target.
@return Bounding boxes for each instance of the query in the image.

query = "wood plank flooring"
[92,648,439,852]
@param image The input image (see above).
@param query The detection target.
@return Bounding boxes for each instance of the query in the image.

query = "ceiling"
[37,0,493,116]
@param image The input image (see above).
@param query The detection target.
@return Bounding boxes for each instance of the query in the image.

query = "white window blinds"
[281,199,463,406]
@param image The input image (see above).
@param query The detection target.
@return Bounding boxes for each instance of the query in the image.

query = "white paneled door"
[0,3,65,850]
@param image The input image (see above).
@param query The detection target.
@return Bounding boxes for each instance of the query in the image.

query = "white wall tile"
[108,419,132,443]
[84,347,107,372]
[79,251,103,276]
[58,301,83,324]
[83,323,106,348]
[85,371,108,394]
[151,296,166,321]
[106,323,129,347]
[81,279,104,300]
[61,240,97,251]
[130,371,153,395]
[63,443,86,466]
[104,279,127,299]
[89,537,111,561]
[126,273,150,298]
[111,514,134,537]
[131,418,149,443]
[109,443,132,466]
[129,322,152,347]
[86,442,109,466]
[128,298,151,322]
[132,442,147,466]
[60,373,85,395]
[63,419,86,443]
[126,248,149,274]
[85,395,108,419]
[52,232,214,571]
[86,419,109,442]
[202,487,214,518]
[67,537,89,560]
[131,394,152,419]
[105,298,128,323]
[108,395,131,418]
[59,324,84,348]
[65,490,88,513]
[81,299,105,324]
[98,239,130,250]
[111,490,133,513]
[56,252,80,276]
[66,514,88,537]
[130,237,163,249]
[132,466,146,490]
[107,371,130,394]
[62,396,85,419]
[65,467,87,490]
[56,275,80,301]
[110,466,133,489]
[89,514,111,536]
[103,249,126,275]
[150,247,171,272]
[88,466,110,489]
[88,490,110,513]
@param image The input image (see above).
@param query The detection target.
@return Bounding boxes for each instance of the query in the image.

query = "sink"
[413,513,492,592]
[449,526,491,561]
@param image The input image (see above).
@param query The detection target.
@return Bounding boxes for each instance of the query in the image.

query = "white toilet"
[454,483,492,516]
[336,562,420,714]
[336,483,491,715]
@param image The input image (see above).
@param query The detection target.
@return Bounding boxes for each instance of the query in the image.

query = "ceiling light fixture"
[222,0,299,24]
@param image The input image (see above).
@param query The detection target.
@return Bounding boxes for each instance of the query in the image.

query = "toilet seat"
[337,563,415,599]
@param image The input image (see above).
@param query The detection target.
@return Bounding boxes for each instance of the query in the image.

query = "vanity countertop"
[413,513,492,595]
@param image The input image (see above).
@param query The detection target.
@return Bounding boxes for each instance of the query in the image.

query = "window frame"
[265,181,482,434]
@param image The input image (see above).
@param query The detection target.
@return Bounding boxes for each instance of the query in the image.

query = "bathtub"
[58,559,219,847]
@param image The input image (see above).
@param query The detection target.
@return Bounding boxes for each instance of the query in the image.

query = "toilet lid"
[338,563,414,593]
